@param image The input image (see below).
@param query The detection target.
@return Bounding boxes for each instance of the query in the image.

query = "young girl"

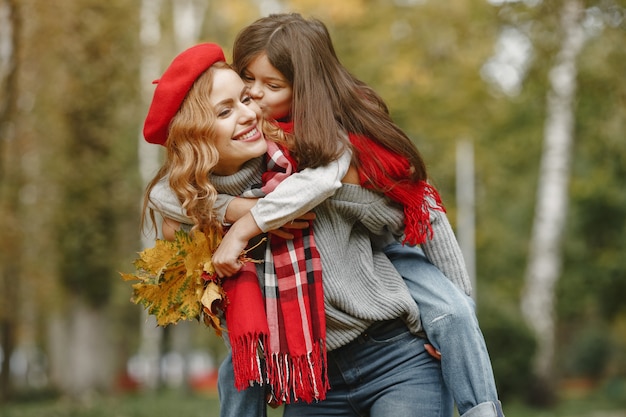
[211,13,505,417]
[144,42,453,416]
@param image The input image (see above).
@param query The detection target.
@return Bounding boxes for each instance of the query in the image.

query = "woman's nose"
[240,103,257,123]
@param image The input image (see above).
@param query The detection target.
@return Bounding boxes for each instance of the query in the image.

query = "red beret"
[143,43,226,146]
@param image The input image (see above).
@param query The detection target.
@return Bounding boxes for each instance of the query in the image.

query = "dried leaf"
[201,282,227,336]
[121,230,222,327]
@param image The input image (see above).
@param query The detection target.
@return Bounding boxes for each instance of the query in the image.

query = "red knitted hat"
[143,43,226,146]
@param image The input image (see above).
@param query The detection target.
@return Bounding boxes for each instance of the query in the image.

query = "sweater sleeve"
[148,177,234,225]
[148,157,265,227]
[250,149,352,232]
[420,208,473,296]
[148,178,192,224]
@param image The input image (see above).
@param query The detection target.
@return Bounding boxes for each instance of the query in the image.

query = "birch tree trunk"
[136,0,208,390]
[520,0,586,404]
[137,0,165,391]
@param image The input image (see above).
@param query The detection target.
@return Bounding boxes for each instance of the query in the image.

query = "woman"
[143,42,453,417]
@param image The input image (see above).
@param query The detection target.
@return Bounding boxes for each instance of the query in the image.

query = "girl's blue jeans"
[384,242,504,417]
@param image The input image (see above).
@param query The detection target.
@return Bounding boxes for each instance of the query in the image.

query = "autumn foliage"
[121,230,226,333]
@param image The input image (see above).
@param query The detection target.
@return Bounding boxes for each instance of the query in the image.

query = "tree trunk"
[520,0,586,406]
[48,300,113,397]
[43,0,142,397]
[135,0,210,391]
[0,0,21,403]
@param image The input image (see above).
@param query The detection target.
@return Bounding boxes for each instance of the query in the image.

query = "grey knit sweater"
[207,156,471,350]
[150,157,472,350]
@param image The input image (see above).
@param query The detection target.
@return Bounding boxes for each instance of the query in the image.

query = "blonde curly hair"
[143,62,228,238]
[142,62,282,239]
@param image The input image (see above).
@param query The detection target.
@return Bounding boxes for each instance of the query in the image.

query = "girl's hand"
[212,211,316,276]
[425,343,442,360]
[269,212,316,239]
[212,229,249,277]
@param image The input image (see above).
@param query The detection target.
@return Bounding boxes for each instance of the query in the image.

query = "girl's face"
[241,52,293,121]
[210,68,268,175]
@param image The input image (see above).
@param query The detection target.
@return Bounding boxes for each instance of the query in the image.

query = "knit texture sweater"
[208,156,472,350]
[149,155,472,349]
[203,155,472,296]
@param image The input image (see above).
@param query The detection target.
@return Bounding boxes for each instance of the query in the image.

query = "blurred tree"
[520,0,586,405]
[30,0,143,396]
[484,0,626,404]
[0,0,21,403]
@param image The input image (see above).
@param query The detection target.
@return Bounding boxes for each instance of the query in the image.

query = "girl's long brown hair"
[232,13,428,183]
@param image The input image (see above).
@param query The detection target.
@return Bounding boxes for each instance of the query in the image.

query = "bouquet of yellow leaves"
[121,229,227,334]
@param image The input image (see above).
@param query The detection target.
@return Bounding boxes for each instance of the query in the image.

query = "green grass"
[1,388,625,417]
[0,390,283,417]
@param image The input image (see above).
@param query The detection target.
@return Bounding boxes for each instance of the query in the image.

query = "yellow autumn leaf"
[201,282,227,336]
[201,281,226,312]
[121,229,223,328]
[134,238,179,282]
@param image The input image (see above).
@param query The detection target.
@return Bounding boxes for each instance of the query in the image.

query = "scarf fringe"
[402,181,446,246]
[266,339,329,405]
[231,332,267,390]
[346,133,447,246]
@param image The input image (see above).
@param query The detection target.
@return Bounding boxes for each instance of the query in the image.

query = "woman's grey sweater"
[150,157,473,350]
[206,157,472,350]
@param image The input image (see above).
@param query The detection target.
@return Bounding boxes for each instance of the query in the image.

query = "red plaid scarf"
[223,140,328,405]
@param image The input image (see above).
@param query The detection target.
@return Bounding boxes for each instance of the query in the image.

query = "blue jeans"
[218,323,451,417]
[384,242,504,417]
[217,334,267,417]
[283,319,453,417]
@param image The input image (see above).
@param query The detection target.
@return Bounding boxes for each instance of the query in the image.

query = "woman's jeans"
[384,242,504,417]
[217,242,504,417]
[218,323,452,417]
[283,320,453,417]
[217,335,267,417]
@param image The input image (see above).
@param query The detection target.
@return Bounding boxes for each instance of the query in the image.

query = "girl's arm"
[162,217,181,241]
[148,176,235,225]
[250,149,352,232]
[148,177,192,224]
[212,149,352,277]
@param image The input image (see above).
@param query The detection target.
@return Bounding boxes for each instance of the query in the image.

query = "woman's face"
[241,52,293,121]
[210,68,268,175]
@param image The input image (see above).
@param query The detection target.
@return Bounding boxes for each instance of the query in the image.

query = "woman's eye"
[242,95,253,104]
[217,108,231,118]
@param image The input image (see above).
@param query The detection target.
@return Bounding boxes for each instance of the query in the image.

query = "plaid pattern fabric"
[227,140,328,404]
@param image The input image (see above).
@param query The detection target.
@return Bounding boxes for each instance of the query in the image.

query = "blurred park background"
[0,0,625,415]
